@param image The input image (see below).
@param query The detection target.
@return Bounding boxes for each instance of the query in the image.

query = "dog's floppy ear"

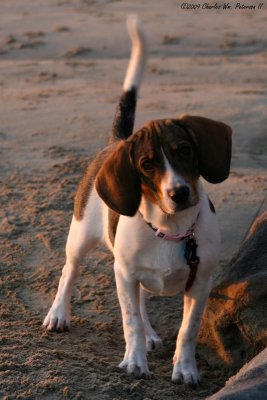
[178,114,232,183]
[95,140,141,216]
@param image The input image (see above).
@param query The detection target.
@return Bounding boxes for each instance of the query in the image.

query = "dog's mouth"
[159,187,200,215]
[140,178,199,216]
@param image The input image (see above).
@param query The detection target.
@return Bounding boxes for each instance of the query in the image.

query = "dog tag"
[184,236,200,266]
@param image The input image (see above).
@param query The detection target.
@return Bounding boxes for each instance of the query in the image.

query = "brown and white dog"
[43,17,232,386]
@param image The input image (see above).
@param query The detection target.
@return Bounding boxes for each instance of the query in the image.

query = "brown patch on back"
[74,144,116,220]
[108,209,120,246]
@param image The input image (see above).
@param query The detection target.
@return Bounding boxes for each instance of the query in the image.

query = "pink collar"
[145,216,198,242]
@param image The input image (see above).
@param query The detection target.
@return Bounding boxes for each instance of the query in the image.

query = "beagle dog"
[43,17,232,386]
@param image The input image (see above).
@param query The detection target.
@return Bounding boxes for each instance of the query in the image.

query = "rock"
[199,212,267,368]
[207,347,267,400]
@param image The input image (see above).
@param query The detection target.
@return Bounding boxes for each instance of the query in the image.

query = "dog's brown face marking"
[131,120,200,213]
[131,125,164,206]
[89,116,231,218]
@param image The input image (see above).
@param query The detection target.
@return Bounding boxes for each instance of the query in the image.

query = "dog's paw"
[43,304,70,332]
[143,321,162,352]
[172,359,200,388]
[119,356,150,379]
[145,332,162,352]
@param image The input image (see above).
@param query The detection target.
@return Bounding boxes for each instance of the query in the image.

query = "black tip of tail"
[111,87,137,141]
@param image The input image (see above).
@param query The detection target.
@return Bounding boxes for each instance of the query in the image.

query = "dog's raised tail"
[111,15,147,141]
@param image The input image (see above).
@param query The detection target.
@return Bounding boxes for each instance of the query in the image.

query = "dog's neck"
[139,181,203,234]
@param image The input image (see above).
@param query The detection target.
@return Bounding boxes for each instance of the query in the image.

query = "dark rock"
[199,211,267,368]
[207,347,267,400]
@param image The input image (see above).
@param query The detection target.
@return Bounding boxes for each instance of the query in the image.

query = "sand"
[1,1,267,399]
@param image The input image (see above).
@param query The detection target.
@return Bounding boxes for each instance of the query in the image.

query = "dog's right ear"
[177,114,232,184]
[95,140,141,216]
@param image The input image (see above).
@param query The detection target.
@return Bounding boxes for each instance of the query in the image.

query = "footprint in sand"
[63,46,92,58]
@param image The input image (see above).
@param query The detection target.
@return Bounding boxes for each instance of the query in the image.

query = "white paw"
[145,331,162,352]
[43,303,71,332]
[172,358,200,388]
[119,352,150,379]
[143,320,162,352]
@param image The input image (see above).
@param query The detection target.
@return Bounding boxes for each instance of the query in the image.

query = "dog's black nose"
[168,186,190,204]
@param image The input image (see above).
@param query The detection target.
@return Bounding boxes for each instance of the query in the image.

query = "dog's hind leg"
[139,287,162,351]
[43,190,102,332]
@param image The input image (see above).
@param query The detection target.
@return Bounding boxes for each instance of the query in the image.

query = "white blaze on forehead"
[160,148,186,192]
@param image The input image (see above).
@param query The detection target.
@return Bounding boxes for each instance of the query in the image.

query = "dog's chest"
[132,239,189,296]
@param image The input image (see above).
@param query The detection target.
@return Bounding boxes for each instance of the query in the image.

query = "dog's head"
[95,115,232,216]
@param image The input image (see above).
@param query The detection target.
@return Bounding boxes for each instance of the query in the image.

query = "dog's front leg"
[172,276,212,387]
[115,264,150,378]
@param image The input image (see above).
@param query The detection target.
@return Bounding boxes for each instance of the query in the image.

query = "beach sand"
[1,1,267,398]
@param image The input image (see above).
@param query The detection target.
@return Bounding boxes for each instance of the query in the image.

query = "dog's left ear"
[95,140,141,216]
[178,114,232,183]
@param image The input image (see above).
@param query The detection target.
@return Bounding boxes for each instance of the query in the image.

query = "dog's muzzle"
[167,185,190,205]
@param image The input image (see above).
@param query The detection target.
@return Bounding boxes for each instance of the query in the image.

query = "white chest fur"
[112,189,220,297]
[114,216,194,296]
[135,239,190,296]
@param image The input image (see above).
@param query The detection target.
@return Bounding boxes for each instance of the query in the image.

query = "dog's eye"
[179,145,191,160]
[141,158,153,171]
